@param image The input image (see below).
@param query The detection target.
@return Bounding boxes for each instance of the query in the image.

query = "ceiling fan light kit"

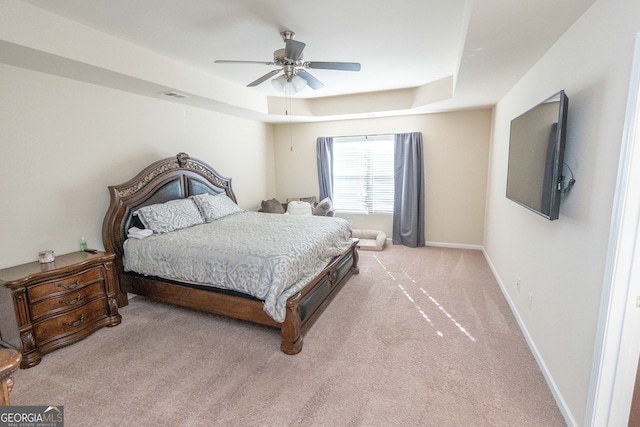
[272,74,307,95]
[215,31,361,94]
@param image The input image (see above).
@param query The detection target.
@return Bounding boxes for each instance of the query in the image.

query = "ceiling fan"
[214,31,361,93]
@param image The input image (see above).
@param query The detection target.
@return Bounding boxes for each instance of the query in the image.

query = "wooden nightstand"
[0,251,121,368]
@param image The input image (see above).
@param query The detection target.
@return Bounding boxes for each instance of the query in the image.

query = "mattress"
[123,211,353,322]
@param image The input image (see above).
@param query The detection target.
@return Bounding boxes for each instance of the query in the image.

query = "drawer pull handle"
[58,279,81,290]
[62,314,85,327]
[59,293,82,306]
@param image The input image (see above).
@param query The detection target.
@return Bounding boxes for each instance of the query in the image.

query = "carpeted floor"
[10,245,566,426]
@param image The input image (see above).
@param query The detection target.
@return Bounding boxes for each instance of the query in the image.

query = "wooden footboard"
[118,240,359,354]
[285,239,359,353]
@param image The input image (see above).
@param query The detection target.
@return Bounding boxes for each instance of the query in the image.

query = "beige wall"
[272,110,492,246]
[0,63,274,269]
[483,0,640,424]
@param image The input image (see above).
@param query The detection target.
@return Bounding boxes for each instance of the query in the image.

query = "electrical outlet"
[527,293,533,309]
[516,278,521,292]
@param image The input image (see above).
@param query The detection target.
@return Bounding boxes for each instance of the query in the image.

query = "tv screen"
[506,90,569,220]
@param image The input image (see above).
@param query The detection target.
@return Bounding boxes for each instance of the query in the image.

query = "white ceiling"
[13,0,595,122]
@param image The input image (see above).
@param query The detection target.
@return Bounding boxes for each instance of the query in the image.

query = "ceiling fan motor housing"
[273,48,303,65]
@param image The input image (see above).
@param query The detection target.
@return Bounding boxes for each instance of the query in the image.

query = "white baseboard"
[424,240,484,251]
[481,248,578,427]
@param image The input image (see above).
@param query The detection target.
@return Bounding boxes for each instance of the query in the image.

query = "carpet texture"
[10,245,566,426]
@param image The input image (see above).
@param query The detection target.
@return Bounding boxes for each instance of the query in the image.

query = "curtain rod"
[326,132,420,139]
[328,133,395,139]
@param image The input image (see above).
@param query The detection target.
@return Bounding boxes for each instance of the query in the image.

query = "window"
[332,135,394,214]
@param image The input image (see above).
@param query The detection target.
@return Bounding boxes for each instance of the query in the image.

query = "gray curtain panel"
[393,132,425,247]
[316,137,334,201]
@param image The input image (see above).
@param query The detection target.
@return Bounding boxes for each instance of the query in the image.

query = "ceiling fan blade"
[215,60,275,65]
[284,39,306,61]
[306,61,361,71]
[296,70,324,90]
[247,69,281,87]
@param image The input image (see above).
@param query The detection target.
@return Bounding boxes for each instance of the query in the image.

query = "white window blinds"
[332,135,394,214]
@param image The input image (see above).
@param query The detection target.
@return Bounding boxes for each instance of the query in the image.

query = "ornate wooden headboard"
[102,152,236,260]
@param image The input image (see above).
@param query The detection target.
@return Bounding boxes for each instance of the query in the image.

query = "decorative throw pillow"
[286,196,317,207]
[286,200,313,215]
[313,197,336,217]
[191,193,244,222]
[134,199,204,234]
[260,198,285,214]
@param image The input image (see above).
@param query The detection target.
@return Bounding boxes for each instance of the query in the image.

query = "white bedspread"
[123,211,353,322]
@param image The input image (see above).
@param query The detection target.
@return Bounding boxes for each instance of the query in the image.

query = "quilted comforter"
[123,211,353,322]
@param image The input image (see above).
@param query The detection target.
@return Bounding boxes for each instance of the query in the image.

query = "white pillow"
[134,199,204,234]
[191,193,244,222]
[286,200,313,216]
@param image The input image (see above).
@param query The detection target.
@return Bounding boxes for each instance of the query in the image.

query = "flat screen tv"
[506,90,569,220]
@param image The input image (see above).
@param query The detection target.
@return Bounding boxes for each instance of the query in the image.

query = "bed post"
[280,292,303,355]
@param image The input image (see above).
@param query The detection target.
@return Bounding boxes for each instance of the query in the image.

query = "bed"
[102,152,359,354]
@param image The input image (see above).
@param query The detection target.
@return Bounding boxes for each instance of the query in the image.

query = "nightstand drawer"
[32,298,108,346]
[30,282,106,322]
[28,267,105,302]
